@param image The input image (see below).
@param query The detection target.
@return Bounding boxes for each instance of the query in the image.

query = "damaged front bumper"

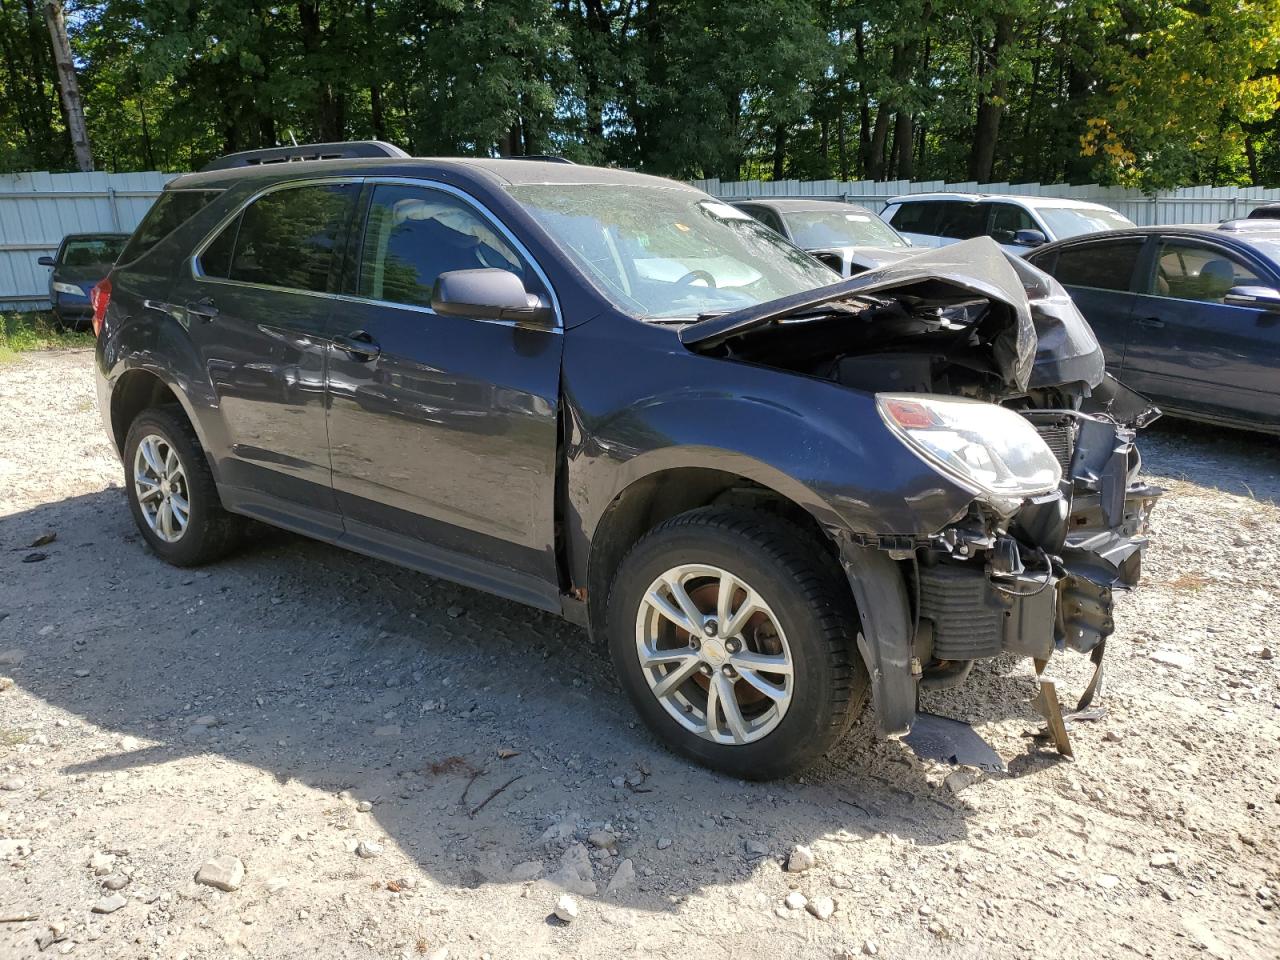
[842,387,1161,754]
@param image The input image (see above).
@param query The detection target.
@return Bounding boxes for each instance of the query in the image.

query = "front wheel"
[606,508,867,779]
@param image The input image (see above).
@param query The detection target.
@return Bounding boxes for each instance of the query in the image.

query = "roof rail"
[200,140,409,172]
[500,154,575,164]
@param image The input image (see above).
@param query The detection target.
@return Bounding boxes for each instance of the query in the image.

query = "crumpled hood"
[680,237,1104,396]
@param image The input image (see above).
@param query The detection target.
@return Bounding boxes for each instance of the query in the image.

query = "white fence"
[6,169,1280,311]
[692,176,1280,225]
[0,170,174,311]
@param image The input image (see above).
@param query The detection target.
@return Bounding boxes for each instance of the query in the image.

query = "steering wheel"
[675,269,717,288]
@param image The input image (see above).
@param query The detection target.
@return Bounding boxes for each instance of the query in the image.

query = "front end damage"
[679,238,1162,758]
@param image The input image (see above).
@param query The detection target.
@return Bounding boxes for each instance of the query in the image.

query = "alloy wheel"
[635,563,794,745]
[133,434,190,543]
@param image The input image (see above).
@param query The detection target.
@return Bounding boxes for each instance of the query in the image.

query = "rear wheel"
[606,507,867,779]
[123,408,244,566]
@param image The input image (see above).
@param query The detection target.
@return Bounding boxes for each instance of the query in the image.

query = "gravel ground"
[1,348,1277,960]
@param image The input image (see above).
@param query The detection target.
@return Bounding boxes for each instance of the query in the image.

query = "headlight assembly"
[52,281,86,297]
[876,393,1062,506]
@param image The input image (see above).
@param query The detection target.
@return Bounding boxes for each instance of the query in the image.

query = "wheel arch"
[109,367,208,464]
[582,457,850,639]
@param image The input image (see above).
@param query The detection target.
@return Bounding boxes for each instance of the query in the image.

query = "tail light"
[89,277,111,337]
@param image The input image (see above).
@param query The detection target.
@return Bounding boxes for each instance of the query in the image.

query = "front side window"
[1047,239,1144,292]
[1152,240,1258,303]
[355,184,528,307]
[199,182,357,293]
[989,204,1036,242]
[508,184,838,320]
[782,208,908,249]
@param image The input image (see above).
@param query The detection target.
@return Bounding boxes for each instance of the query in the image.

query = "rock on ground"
[195,855,245,892]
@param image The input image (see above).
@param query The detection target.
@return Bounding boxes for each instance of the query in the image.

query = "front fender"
[564,317,976,550]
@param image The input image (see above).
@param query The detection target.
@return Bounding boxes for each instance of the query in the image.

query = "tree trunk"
[41,0,91,170]
[968,14,1012,183]
[772,121,787,180]
[1245,133,1260,185]
[868,105,890,180]
[893,110,913,180]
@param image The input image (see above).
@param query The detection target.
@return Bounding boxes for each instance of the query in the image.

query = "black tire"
[606,507,868,779]
[122,407,244,566]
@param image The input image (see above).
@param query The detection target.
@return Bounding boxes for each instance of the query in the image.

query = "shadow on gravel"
[1142,417,1280,502]
[2,486,1070,910]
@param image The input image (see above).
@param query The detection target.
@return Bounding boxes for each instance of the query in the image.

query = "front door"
[1124,237,1280,428]
[324,182,564,601]
[168,180,359,528]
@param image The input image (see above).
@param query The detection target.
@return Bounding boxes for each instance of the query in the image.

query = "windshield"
[507,184,839,319]
[60,237,126,266]
[782,208,908,249]
[1038,206,1135,240]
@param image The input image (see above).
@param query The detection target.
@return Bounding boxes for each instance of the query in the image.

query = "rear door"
[1029,236,1147,370]
[324,180,564,604]
[1123,236,1280,427]
[168,179,359,530]
[885,200,946,248]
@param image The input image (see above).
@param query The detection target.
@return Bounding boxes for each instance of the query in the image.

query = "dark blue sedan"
[1027,223,1280,435]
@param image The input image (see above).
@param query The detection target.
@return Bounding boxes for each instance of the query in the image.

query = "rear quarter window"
[118,190,223,264]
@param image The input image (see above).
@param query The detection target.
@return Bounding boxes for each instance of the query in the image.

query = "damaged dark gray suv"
[94,143,1160,779]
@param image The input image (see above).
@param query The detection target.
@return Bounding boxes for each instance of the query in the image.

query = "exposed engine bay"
[679,238,1162,758]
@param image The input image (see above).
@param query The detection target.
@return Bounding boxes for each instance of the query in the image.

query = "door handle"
[186,297,219,321]
[1135,316,1165,329]
[333,330,381,360]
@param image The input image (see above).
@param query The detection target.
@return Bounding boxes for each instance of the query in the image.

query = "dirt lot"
[1,348,1277,960]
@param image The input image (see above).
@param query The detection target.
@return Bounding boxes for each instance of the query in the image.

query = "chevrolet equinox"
[94,142,1160,778]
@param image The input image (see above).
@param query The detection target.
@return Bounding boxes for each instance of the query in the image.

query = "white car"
[882,193,1136,256]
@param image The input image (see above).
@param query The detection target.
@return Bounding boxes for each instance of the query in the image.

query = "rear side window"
[888,201,942,235]
[936,201,990,240]
[355,183,529,307]
[118,190,222,264]
[1046,239,1144,292]
[199,183,358,293]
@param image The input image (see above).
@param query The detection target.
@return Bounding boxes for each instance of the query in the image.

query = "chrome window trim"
[187,175,563,330]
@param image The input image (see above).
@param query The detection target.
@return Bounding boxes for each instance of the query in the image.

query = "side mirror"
[431,268,554,328]
[1223,285,1280,311]
[1012,229,1047,248]
[38,255,55,267]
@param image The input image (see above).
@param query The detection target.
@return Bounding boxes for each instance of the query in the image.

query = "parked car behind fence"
[38,233,129,329]
[883,193,1136,256]
[730,198,913,276]
[1027,221,1280,435]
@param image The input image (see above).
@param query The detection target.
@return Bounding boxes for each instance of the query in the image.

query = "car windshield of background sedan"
[61,237,126,266]
[508,185,839,319]
[783,209,909,250]
[1037,206,1136,239]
